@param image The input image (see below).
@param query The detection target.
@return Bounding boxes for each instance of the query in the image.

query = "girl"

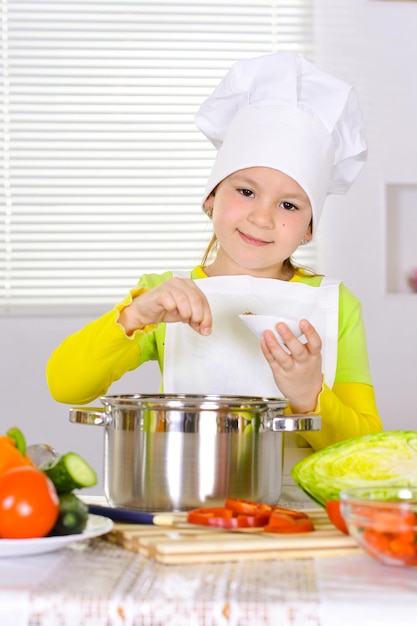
[46,53,382,451]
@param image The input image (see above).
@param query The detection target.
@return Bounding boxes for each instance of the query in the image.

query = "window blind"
[0,0,315,313]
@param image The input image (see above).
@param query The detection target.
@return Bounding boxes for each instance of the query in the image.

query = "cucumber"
[43,452,97,494]
[49,493,89,536]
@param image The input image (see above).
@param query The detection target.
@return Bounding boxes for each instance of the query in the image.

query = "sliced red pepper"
[356,508,417,565]
[211,513,270,529]
[368,509,416,534]
[362,526,417,564]
[187,507,232,526]
[238,511,272,527]
[269,505,309,520]
[265,514,314,534]
[187,507,268,529]
[224,497,274,516]
[265,512,297,528]
[187,499,314,533]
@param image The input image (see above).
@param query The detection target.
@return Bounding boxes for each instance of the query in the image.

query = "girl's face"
[204,166,312,279]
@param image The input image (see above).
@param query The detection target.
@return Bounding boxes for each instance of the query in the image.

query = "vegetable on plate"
[0,426,98,540]
[43,452,98,493]
[0,465,59,539]
[49,492,89,536]
[291,430,417,507]
[0,428,33,479]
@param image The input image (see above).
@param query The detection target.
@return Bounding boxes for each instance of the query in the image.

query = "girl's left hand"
[260,319,323,414]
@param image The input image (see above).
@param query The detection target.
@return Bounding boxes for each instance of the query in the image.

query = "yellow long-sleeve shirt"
[46,266,382,450]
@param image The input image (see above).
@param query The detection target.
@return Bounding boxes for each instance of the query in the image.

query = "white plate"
[0,514,113,558]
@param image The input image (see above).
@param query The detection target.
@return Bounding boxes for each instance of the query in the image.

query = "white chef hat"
[195,52,367,234]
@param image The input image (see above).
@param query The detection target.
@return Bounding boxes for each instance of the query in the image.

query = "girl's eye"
[281,201,297,211]
[238,188,254,198]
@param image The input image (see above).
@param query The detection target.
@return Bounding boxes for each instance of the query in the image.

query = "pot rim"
[99,393,289,411]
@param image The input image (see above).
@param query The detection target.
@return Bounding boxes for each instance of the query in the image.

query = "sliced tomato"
[325,500,349,535]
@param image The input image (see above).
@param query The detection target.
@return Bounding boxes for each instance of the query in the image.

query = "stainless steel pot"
[70,394,321,512]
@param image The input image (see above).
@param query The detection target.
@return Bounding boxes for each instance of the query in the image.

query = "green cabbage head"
[291,430,417,507]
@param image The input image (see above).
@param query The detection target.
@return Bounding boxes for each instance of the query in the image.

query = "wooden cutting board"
[105,508,363,564]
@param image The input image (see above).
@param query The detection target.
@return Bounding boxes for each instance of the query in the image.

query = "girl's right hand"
[118,278,212,336]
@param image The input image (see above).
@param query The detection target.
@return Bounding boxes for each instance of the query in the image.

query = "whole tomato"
[0,466,59,539]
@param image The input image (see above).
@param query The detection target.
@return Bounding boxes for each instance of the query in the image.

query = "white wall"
[1,0,416,493]
[315,0,417,431]
[0,315,160,494]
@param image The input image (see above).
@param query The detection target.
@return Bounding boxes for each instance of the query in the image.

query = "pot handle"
[69,407,111,427]
[265,414,321,432]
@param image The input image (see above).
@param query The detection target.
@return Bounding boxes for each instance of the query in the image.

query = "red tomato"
[325,500,349,535]
[0,466,59,539]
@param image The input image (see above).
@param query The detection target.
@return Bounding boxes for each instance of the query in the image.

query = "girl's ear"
[203,193,214,211]
[300,223,312,246]
[203,193,215,216]
[304,222,312,241]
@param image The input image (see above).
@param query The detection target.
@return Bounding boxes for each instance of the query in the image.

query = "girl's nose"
[247,202,274,228]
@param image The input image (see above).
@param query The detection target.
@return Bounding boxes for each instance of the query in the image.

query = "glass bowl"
[340,487,417,567]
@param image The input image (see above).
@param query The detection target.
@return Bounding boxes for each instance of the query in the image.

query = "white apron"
[164,274,340,396]
[163,274,340,486]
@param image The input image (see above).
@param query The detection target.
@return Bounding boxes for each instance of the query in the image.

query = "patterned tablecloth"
[1,486,417,626]
[1,535,417,626]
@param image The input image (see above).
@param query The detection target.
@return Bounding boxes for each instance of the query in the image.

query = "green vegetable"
[49,493,89,535]
[291,430,417,507]
[43,452,97,494]
[6,427,26,456]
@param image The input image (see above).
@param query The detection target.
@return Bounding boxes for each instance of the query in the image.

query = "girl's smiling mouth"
[238,230,272,246]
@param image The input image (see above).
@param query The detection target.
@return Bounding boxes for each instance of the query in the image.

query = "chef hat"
[195,52,367,233]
